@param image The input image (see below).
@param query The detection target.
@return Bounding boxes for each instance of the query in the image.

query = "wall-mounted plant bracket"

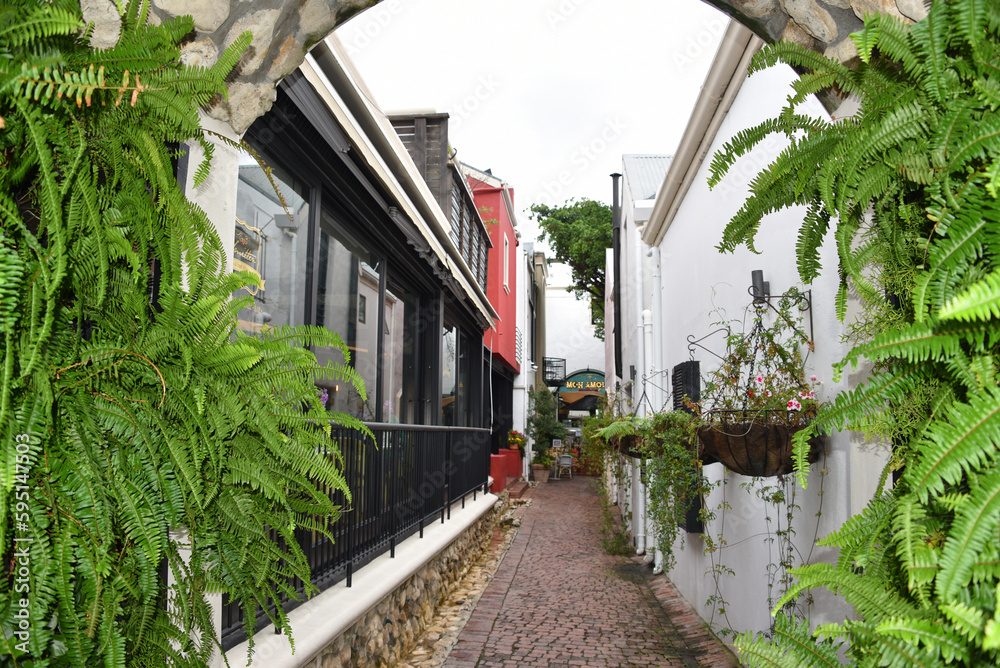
[687,327,731,362]
[749,270,813,349]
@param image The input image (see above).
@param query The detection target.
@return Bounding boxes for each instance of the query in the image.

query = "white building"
[609,19,889,641]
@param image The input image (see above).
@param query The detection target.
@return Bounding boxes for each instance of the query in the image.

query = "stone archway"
[82,0,929,133]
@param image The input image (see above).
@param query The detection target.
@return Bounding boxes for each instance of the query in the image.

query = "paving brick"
[434,477,740,667]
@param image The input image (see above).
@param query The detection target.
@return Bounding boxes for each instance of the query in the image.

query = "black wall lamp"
[749,270,814,347]
[751,269,770,303]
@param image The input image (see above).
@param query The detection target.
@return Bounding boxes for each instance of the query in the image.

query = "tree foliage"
[530,199,611,339]
[526,386,566,461]
[711,1,1000,665]
[0,2,365,665]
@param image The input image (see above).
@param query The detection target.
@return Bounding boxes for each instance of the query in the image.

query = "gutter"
[641,21,763,247]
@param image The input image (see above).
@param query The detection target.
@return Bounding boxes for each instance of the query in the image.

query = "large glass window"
[314,209,382,421]
[442,321,474,426]
[382,281,420,424]
[233,154,309,333]
[458,330,473,426]
[442,322,458,425]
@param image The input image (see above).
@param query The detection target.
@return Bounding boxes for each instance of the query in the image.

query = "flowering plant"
[700,288,820,427]
[506,429,526,451]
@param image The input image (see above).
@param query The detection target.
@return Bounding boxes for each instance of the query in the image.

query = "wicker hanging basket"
[697,411,822,477]
[612,434,644,458]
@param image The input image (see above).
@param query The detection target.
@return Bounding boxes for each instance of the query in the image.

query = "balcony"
[543,357,566,386]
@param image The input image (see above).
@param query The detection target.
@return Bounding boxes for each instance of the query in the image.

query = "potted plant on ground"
[696,288,823,477]
[526,386,565,483]
[530,450,554,484]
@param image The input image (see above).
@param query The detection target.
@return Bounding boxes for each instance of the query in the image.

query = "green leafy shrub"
[0,2,365,665]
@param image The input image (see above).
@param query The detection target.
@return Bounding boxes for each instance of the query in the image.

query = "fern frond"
[909,1,953,105]
[749,40,869,99]
[735,614,842,668]
[906,386,1000,502]
[816,364,923,433]
[876,616,969,663]
[940,600,987,642]
[935,467,1000,599]
[940,265,1000,322]
[777,563,917,620]
[848,622,945,668]
[819,493,896,573]
[841,319,992,369]
[0,4,81,48]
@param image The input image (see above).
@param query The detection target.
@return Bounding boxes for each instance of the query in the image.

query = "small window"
[503,233,510,293]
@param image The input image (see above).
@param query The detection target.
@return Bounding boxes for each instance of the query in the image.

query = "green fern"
[714,1,1000,665]
[0,1,365,666]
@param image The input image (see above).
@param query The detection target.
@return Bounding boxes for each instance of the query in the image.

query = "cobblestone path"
[433,476,740,668]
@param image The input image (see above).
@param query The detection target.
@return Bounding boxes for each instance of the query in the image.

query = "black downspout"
[611,173,622,383]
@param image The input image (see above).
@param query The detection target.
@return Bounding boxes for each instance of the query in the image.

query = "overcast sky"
[333,0,727,244]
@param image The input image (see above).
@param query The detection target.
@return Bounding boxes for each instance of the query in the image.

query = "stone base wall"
[309,492,509,667]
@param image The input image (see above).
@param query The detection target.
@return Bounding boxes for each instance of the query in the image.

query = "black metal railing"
[220,423,491,651]
[543,356,566,386]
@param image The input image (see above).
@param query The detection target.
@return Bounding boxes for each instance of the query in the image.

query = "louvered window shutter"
[673,361,704,533]
[672,361,700,413]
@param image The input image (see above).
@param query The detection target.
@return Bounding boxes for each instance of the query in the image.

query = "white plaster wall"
[620,177,642,407]
[546,262,605,374]
[186,115,243,270]
[513,241,531,477]
[655,63,888,637]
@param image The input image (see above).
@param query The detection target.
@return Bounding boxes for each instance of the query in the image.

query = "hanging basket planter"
[697,410,822,477]
[613,433,644,458]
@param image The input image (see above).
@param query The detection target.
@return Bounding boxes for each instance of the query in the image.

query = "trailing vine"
[0,2,366,666]
[637,411,711,573]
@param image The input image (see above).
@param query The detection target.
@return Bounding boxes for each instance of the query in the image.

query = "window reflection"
[233,154,308,332]
[314,210,381,421]
[442,322,471,426]
[442,324,457,425]
[382,283,418,424]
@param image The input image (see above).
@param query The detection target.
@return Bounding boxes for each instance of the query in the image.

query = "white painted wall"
[652,63,889,637]
[513,238,531,477]
[616,169,668,551]
[546,262,605,375]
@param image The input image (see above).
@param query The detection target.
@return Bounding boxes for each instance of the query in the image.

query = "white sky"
[333,0,727,245]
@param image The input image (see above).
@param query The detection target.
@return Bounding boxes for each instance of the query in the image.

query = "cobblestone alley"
[404,476,741,668]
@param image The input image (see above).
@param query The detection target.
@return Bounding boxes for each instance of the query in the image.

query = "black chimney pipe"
[611,173,622,382]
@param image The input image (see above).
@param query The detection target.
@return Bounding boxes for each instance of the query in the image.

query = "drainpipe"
[633,458,645,554]
[646,246,664,566]
[653,547,665,575]
[635,309,654,556]
[611,173,622,382]
[649,247,664,411]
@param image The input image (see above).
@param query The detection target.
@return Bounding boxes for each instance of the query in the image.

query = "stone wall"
[307,492,509,667]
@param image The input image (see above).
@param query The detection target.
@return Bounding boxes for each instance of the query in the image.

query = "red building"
[463,164,520,452]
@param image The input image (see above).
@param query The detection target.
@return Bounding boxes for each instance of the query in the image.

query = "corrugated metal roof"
[622,154,673,201]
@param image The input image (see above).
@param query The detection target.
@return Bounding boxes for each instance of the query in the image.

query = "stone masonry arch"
[82,0,930,134]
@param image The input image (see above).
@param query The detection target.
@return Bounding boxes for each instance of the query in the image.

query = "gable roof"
[622,154,673,201]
